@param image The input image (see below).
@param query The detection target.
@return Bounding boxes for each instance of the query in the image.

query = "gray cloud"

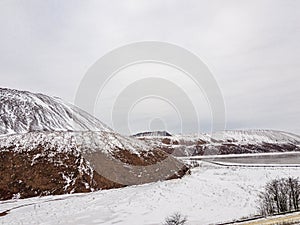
[0,0,299,134]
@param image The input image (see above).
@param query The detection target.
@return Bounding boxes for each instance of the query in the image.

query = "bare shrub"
[258,177,300,216]
[163,212,187,225]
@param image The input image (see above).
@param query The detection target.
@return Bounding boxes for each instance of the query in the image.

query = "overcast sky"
[0,0,299,135]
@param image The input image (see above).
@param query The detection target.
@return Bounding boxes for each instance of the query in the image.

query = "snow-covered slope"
[0,131,152,156]
[134,130,300,156]
[0,87,157,156]
[1,162,300,225]
[0,87,111,135]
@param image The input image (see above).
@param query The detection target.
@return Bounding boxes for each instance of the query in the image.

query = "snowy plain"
[1,161,300,225]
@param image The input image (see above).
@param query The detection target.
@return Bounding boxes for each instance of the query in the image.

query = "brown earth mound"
[0,132,189,201]
[0,146,123,201]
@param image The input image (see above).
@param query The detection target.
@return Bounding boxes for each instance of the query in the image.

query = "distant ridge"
[132,130,300,156]
[132,131,172,137]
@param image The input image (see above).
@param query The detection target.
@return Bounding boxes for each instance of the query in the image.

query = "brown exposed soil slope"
[0,146,123,200]
[0,132,188,201]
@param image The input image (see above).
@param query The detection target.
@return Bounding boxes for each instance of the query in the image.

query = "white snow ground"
[1,161,300,225]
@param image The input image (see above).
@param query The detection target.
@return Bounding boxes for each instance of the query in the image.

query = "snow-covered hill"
[132,131,172,137]
[0,88,188,200]
[134,130,300,156]
[0,87,111,135]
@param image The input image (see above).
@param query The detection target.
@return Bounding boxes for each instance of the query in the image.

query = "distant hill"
[132,131,172,137]
[133,130,300,156]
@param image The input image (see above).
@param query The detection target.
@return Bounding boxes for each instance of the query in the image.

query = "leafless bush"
[258,177,300,216]
[189,160,200,168]
[163,212,187,225]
